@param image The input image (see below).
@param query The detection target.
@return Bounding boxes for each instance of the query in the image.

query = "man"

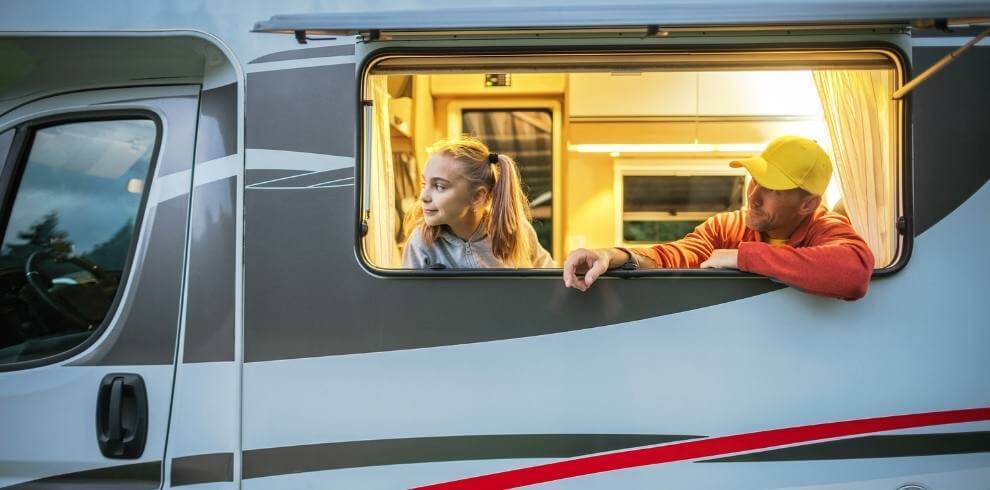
[562,135,875,300]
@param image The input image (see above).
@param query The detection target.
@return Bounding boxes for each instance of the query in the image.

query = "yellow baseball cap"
[730,135,833,196]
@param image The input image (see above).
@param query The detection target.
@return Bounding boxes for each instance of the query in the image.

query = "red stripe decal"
[415,407,990,489]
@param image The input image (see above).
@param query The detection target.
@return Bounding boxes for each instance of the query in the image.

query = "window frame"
[0,110,163,371]
[357,43,911,279]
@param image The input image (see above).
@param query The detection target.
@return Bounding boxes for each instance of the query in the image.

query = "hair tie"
[488,152,499,164]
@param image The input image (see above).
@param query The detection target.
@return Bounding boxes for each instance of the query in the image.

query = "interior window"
[0,119,156,364]
[362,50,903,272]
[621,174,745,244]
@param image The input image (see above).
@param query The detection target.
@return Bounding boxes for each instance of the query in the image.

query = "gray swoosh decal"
[171,452,234,487]
[913,46,990,236]
[242,434,701,480]
[3,461,160,489]
[182,177,236,363]
[249,45,355,64]
[194,83,237,164]
[245,64,356,157]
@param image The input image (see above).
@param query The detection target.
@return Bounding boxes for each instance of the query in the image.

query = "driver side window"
[0,118,157,365]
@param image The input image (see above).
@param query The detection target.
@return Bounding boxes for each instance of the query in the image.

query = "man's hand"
[700,249,739,269]
[563,248,613,292]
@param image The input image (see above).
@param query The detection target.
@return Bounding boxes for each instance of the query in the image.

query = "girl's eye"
[434,184,446,191]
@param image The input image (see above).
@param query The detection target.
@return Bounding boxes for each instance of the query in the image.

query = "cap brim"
[730,156,798,191]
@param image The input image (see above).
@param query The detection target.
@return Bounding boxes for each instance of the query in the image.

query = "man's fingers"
[562,260,575,287]
[563,249,610,291]
[584,258,607,288]
[562,251,583,288]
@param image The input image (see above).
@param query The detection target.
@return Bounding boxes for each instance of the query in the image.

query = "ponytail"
[487,153,533,266]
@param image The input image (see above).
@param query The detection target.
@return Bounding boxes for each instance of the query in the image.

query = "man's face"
[744,181,811,234]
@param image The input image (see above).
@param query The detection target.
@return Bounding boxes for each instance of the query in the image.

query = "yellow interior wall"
[564,153,615,251]
[434,98,452,140]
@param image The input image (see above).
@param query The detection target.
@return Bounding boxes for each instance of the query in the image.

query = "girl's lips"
[423,209,438,215]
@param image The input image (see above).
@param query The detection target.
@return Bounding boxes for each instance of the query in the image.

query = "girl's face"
[420,154,486,228]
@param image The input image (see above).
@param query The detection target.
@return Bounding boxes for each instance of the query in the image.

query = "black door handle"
[96,373,148,459]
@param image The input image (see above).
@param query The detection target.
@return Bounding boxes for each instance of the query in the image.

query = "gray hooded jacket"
[402,221,554,269]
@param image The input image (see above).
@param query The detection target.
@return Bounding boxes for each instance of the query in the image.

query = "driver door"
[0,86,198,487]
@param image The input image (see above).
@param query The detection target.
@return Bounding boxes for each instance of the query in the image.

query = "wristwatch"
[614,247,639,270]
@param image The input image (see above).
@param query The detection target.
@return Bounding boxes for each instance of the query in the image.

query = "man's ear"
[799,194,822,216]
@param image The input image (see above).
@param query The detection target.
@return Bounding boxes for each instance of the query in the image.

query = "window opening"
[0,119,156,364]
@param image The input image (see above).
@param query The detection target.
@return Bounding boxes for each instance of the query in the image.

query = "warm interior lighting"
[570,143,766,154]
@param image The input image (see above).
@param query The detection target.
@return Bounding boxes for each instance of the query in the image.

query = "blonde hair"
[409,136,534,267]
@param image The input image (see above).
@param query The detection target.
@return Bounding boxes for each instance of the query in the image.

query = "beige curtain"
[813,70,897,267]
[363,76,401,267]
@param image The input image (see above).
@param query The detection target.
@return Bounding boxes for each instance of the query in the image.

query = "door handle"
[96,373,148,459]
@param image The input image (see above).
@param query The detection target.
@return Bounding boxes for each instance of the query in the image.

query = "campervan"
[1,1,989,488]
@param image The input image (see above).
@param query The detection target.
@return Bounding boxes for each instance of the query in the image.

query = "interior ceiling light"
[569,143,766,153]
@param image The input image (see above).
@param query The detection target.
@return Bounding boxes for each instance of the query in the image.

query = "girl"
[402,136,554,269]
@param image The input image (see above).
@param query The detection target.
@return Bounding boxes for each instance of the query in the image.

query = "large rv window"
[0,119,156,365]
[361,49,904,274]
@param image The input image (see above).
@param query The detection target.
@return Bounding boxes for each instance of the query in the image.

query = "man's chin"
[745,214,769,232]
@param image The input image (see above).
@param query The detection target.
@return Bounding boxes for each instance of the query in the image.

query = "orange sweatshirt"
[631,208,875,300]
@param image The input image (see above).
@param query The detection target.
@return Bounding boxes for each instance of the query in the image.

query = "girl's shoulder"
[401,224,433,268]
[522,220,555,268]
[405,224,426,247]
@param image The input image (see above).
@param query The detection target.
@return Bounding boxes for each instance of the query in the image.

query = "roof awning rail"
[253,2,990,43]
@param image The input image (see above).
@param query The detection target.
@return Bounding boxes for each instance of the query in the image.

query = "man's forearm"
[608,247,657,269]
[597,247,629,269]
[631,250,658,268]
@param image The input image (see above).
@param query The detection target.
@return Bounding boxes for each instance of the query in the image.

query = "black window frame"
[0,110,163,371]
[355,43,912,279]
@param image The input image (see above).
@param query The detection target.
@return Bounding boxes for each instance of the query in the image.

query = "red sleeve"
[631,216,723,268]
[736,220,875,300]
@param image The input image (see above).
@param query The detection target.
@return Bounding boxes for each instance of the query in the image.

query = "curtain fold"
[813,70,897,267]
[364,76,401,267]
